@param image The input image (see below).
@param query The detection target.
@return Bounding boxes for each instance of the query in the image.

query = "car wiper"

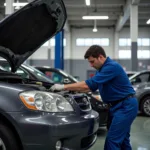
[22,78,54,87]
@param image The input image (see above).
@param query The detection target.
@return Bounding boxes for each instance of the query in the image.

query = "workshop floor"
[90,114,150,150]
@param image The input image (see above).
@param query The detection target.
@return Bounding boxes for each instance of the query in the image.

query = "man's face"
[88,56,103,70]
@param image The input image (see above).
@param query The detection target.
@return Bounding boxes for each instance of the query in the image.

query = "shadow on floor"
[137,112,150,118]
[97,127,107,137]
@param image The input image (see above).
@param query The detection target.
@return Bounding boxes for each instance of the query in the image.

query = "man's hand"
[50,84,64,92]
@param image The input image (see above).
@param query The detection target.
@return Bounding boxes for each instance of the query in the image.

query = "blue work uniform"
[85,57,138,150]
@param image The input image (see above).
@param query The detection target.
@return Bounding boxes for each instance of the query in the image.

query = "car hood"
[0,0,66,72]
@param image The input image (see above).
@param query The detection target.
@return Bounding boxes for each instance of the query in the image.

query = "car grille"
[81,133,97,149]
[74,96,91,111]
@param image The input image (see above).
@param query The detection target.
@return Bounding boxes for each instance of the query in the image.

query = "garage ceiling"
[0,0,150,28]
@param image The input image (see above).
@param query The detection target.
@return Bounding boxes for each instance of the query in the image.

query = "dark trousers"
[104,97,138,150]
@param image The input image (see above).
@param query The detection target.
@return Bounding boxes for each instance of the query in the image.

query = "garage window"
[42,38,66,47]
[138,50,150,59]
[76,38,109,46]
[84,38,93,46]
[93,38,101,45]
[138,39,142,46]
[119,38,127,46]
[119,38,131,46]
[76,38,85,46]
[101,38,109,46]
[120,38,150,46]
[50,39,55,46]
[142,38,150,46]
[119,50,131,59]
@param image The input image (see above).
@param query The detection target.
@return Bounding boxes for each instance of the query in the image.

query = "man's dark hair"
[84,45,106,59]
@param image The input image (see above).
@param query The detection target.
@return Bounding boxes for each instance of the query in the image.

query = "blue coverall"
[85,57,138,150]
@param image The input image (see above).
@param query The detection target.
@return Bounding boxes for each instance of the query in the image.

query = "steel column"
[55,30,64,69]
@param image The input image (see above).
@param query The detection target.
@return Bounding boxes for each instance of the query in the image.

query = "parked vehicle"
[129,70,150,85]
[134,82,150,116]
[35,66,109,127]
[0,61,54,86]
[0,1,99,150]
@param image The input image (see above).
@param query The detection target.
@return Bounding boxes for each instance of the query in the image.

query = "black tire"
[0,123,20,150]
[141,96,150,117]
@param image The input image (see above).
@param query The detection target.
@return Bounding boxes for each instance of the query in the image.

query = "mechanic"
[50,45,138,150]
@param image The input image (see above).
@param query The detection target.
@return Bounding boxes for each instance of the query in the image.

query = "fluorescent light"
[82,16,109,20]
[4,3,28,7]
[93,20,98,32]
[85,0,90,6]
[147,19,150,24]
[93,28,98,32]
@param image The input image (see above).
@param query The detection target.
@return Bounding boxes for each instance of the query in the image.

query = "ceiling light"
[82,16,109,20]
[85,0,90,6]
[146,19,150,24]
[4,3,28,7]
[93,28,98,32]
[93,20,98,32]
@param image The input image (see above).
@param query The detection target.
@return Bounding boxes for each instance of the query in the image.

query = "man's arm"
[64,81,91,92]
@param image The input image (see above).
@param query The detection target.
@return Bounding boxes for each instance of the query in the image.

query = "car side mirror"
[63,78,71,84]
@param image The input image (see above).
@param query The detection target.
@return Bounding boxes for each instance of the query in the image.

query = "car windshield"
[129,72,140,81]
[58,69,79,82]
[22,64,54,83]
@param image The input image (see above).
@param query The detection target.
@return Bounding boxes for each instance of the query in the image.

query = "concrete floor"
[90,114,150,150]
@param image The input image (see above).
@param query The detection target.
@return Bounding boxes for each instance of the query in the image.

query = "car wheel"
[141,96,150,117]
[0,123,20,150]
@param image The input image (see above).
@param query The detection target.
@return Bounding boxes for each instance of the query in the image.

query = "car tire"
[0,123,20,150]
[141,96,150,117]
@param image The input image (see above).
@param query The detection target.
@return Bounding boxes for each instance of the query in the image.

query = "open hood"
[0,0,67,72]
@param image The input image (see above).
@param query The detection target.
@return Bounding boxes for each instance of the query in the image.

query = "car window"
[139,73,150,82]
[58,69,79,82]
[0,62,30,79]
[16,68,30,79]
[44,71,65,83]
[22,64,54,83]
[131,73,150,84]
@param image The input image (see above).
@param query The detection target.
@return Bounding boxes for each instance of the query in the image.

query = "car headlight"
[19,91,74,112]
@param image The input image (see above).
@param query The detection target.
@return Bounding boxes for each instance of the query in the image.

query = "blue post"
[55,30,64,69]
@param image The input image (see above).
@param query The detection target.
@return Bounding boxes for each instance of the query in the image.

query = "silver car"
[134,82,150,116]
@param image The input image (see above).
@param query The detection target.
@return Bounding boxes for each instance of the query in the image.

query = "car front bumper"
[8,110,99,150]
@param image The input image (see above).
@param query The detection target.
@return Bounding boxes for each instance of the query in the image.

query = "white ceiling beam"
[132,0,140,5]
[115,0,140,32]
[69,20,116,26]
[65,4,123,8]
[115,0,131,31]
[64,0,125,5]
[139,14,150,19]
[139,7,150,13]
[66,11,121,16]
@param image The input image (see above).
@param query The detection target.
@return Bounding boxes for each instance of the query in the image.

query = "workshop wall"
[28,27,150,81]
